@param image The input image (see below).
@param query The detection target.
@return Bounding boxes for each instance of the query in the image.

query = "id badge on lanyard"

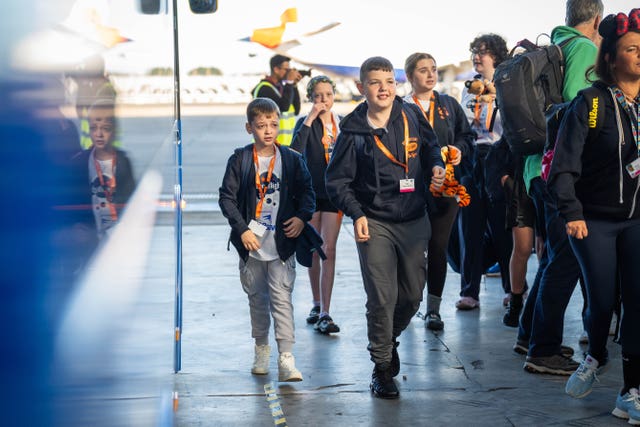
[399,178,415,193]
[626,158,640,178]
[373,111,415,193]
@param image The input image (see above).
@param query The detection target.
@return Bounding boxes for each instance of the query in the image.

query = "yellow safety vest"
[252,81,296,146]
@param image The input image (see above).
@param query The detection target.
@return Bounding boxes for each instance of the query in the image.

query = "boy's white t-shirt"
[250,147,282,261]
[88,150,117,239]
[403,94,431,114]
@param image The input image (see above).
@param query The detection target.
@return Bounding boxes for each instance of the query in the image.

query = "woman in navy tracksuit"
[547,10,640,416]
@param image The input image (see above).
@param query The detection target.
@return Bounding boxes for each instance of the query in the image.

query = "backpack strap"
[239,145,253,195]
[556,35,582,48]
[541,86,603,181]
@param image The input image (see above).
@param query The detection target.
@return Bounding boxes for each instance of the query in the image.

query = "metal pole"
[172,0,183,373]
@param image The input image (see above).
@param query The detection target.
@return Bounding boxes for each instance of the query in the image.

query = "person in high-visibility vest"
[69,54,122,149]
[252,54,302,146]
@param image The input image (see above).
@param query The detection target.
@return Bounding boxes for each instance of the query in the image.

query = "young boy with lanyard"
[69,99,135,242]
[218,97,315,382]
[325,56,445,399]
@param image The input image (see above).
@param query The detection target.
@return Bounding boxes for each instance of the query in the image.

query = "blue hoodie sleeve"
[325,132,366,221]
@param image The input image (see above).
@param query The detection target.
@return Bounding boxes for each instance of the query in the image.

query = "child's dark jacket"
[548,81,640,221]
[67,148,136,230]
[325,97,444,223]
[219,143,316,262]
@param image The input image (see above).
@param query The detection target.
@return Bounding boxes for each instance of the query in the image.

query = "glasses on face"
[470,49,491,58]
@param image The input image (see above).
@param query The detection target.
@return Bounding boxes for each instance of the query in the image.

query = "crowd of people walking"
[218,1,640,423]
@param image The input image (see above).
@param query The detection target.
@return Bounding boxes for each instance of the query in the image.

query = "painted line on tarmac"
[264,382,288,426]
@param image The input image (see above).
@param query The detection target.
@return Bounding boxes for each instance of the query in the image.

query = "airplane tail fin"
[248,7,297,49]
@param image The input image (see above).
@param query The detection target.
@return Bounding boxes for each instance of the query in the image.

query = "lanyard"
[412,94,435,127]
[373,111,410,177]
[93,151,118,221]
[631,102,640,156]
[613,87,640,155]
[473,95,494,130]
[321,114,338,164]
[253,146,277,219]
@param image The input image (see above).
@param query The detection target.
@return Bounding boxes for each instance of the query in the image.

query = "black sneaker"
[370,363,399,399]
[513,339,574,358]
[314,314,340,334]
[502,295,523,327]
[524,354,580,375]
[306,306,320,324]
[390,340,400,377]
[425,312,444,331]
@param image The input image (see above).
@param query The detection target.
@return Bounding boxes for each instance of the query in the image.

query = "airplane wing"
[300,22,340,38]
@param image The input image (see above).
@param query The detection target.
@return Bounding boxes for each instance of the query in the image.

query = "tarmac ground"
[77,211,626,427]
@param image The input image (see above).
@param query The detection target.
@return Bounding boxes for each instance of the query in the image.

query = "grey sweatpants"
[356,215,430,365]
[239,255,296,354]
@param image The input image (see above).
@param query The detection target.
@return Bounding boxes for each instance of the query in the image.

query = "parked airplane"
[240,7,407,82]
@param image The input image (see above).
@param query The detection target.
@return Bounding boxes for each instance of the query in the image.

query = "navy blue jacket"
[291,114,342,202]
[325,97,444,222]
[67,148,136,234]
[548,81,640,221]
[218,143,315,261]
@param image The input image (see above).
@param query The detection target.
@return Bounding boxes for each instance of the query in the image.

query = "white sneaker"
[251,345,270,375]
[278,352,303,382]
[612,388,640,424]
[565,354,606,398]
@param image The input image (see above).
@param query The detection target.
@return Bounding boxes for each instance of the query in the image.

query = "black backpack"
[494,35,580,155]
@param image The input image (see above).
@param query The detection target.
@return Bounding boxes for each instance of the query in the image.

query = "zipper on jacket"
[610,88,625,204]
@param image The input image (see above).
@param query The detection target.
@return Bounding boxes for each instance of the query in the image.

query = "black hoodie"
[325,96,444,223]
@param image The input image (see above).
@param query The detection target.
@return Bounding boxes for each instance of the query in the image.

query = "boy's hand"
[283,217,304,238]
[241,230,261,252]
[304,102,327,126]
[566,220,588,239]
[447,145,462,165]
[431,166,445,190]
[354,216,369,242]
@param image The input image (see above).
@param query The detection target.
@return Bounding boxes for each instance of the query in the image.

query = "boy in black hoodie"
[325,56,445,399]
